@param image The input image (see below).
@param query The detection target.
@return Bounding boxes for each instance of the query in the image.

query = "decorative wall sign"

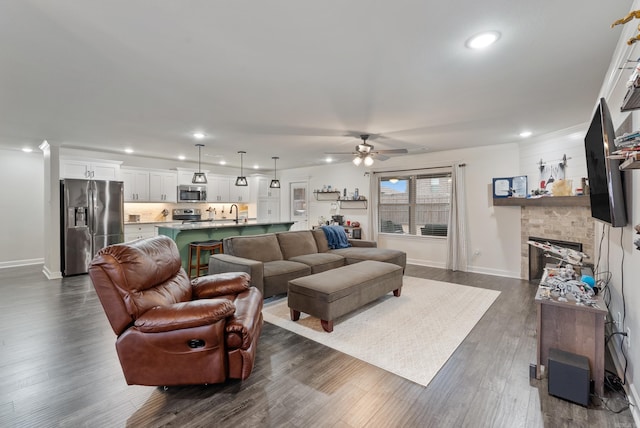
[492,176,527,198]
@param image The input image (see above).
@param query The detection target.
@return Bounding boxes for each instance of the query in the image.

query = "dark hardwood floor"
[0,264,635,427]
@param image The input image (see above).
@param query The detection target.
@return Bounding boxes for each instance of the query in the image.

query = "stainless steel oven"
[177,185,207,202]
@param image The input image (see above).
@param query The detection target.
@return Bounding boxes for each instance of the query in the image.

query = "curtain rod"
[371,163,465,175]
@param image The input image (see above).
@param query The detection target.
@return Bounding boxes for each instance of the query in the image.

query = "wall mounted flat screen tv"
[583,97,627,227]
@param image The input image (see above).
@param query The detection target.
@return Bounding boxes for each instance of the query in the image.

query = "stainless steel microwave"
[177,185,207,202]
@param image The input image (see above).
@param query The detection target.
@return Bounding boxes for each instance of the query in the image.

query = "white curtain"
[446,163,468,271]
[368,172,379,241]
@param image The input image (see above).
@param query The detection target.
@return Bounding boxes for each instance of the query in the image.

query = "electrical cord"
[589,369,634,414]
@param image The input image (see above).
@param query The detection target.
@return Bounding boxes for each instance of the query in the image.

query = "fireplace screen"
[528,236,583,281]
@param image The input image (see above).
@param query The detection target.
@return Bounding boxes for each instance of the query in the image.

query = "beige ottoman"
[288,260,403,332]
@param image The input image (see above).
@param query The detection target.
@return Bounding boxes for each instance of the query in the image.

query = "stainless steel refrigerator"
[61,179,124,276]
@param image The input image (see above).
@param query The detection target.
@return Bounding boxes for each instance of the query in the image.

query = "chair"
[188,240,223,279]
[88,235,263,386]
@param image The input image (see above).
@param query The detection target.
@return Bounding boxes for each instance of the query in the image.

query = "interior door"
[290,182,308,231]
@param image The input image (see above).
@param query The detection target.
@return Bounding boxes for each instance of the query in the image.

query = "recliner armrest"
[192,272,251,298]
[225,287,263,350]
[134,299,235,333]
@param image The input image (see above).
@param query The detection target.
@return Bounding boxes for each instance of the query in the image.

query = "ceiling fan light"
[357,144,372,154]
[364,155,374,166]
[352,156,363,166]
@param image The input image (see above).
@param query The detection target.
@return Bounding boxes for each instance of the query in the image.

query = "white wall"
[592,3,640,415]
[280,143,524,277]
[0,149,44,267]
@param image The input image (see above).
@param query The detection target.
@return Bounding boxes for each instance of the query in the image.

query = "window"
[378,172,452,236]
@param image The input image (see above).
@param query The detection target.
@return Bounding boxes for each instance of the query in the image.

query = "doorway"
[290,182,308,231]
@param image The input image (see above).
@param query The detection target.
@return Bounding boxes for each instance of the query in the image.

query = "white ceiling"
[0,1,633,171]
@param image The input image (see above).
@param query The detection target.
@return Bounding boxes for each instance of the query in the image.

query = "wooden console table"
[535,281,607,396]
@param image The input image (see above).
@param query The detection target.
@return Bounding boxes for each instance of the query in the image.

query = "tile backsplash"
[124,202,253,223]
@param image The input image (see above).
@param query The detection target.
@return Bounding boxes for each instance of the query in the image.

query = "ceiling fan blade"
[374,148,408,154]
[373,153,390,161]
[325,151,357,155]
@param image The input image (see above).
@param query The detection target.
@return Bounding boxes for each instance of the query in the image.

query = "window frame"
[377,168,452,238]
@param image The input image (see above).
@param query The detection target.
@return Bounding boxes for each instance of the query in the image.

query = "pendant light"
[235,151,248,186]
[269,156,280,188]
[192,143,207,184]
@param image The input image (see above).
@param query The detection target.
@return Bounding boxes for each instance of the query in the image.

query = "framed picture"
[492,176,527,198]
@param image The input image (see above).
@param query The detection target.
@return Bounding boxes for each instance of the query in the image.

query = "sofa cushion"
[225,234,283,262]
[263,260,312,296]
[311,228,330,253]
[276,230,319,259]
[330,247,406,270]
[289,253,345,273]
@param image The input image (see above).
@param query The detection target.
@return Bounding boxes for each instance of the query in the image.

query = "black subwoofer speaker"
[547,348,591,406]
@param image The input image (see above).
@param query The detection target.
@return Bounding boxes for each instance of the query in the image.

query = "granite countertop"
[124,220,179,225]
[157,220,293,230]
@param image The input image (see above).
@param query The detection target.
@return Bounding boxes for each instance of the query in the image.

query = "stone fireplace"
[520,205,594,280]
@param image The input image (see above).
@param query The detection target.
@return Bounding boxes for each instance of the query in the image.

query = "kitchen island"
[157,221,295,271]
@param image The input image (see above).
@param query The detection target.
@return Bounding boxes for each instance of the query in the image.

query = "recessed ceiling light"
[326,157,333,163]
[253,164,260,169]
[219,160,226,165]
[465,31,501,49]
[178,155,186,160]
[519,131,532,138]
[22,147,33,153]
[124,148,134,154]
[192,132,206,140]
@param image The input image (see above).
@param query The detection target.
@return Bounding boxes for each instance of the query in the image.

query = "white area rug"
[263,276,500,387]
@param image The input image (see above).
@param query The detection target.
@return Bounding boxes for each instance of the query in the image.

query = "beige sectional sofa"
[208,229,406,298]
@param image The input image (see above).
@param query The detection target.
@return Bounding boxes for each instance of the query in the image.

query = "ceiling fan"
[326,134,408,166]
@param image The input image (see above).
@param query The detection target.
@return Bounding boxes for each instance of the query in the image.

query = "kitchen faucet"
[229,204,239,224]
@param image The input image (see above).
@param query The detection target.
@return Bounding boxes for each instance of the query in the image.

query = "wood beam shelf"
[492,195,590,207]
[338,199,367,209]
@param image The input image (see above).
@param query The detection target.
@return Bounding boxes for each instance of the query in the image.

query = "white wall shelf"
[313,191,341,201]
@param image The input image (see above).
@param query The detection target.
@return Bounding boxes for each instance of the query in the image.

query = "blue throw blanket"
[321,225,351,249]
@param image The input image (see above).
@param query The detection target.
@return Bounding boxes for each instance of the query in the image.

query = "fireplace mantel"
[493,195,590,207]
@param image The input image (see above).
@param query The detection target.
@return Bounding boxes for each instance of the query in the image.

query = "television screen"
[584,98,627,227]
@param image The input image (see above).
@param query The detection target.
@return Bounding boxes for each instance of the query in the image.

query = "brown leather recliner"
[88,235,263,386]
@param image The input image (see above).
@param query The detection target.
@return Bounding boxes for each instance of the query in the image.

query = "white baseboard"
[0,258,44,269]
[42,265,62,280]
[606,329,639,426]
[405,259,521,279]
[466,265,520,279]
[628,383,640,426]
[406,258,446,269]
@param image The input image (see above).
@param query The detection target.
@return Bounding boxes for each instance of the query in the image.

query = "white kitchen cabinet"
[257,199,280,222]
[149,171,178,202]
[257,177,280,199]
[256,177,280,222]
[121,169,150,202]
[61,159,121,180]
[124,223,156,242]
[208,176,231,202]
[229,180,251,203]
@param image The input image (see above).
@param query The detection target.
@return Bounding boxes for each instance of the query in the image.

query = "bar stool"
[187,240,223,279]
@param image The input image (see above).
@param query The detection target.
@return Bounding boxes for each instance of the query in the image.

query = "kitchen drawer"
[124,224,156,242]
